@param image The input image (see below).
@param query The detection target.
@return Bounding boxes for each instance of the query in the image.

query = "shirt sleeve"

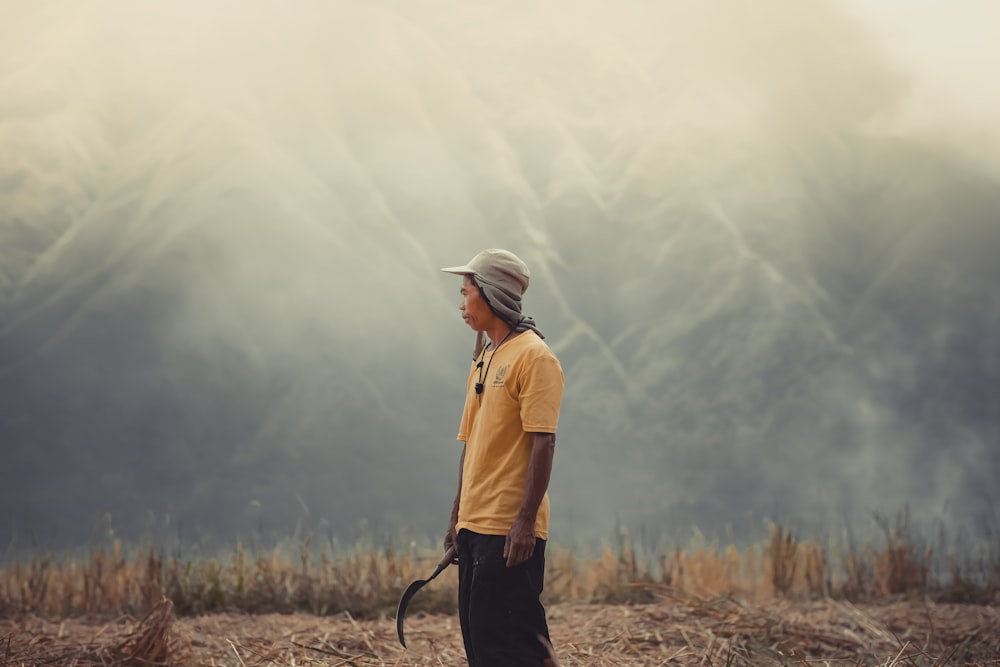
[518,348,564,433]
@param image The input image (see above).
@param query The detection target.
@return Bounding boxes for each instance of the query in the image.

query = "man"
[440,248,564,667]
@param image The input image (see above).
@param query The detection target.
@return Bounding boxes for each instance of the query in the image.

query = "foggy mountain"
[2,0,998,552]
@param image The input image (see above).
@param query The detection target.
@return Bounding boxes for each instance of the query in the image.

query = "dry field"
[3,595,999,666]
[2,519,999,665]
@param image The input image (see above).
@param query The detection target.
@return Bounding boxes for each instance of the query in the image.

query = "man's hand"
[504,514,536,567]
[444,522,459,563]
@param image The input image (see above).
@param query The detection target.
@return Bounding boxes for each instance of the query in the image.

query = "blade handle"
[427,544,458,581]
[440,544,458,566]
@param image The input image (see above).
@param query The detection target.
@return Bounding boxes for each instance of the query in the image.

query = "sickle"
[396,545,457,648]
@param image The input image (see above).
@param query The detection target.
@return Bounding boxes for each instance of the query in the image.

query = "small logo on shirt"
[493,364,509,387]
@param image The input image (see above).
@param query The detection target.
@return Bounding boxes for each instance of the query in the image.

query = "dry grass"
[1,517,998,665]
[2,519,998,621]
[2,593,998,666]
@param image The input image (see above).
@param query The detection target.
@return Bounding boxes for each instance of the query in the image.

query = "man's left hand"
[504,516,536,567]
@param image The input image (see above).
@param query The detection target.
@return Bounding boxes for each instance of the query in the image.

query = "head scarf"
[471,275,544,358]
[441,249,544,359]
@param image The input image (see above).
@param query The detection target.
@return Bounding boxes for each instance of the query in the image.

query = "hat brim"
[441,264,475,275]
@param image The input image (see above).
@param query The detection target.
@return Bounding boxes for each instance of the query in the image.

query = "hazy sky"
[845,1,1000,167]
[2,0,999,552]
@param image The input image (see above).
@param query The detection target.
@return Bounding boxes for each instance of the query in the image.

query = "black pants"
[456,529,551,667]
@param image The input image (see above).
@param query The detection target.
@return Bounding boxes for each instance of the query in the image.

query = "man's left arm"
[504,431,555,567]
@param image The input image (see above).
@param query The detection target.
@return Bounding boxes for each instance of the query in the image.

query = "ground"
[2,596,999,666]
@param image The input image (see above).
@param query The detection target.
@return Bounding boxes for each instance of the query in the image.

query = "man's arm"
[504,432,555,567]
[444,443,466,558]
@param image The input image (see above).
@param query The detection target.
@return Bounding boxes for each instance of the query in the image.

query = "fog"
[2,0,999,554]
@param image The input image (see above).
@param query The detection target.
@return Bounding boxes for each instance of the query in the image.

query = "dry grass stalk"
[2,518,997,621]
[0,593,183,666]
[872,510,931,598]
[767,522,799,597]
[115,596,176,665]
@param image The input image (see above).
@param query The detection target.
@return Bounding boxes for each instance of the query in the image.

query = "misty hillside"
[2,0,999,551]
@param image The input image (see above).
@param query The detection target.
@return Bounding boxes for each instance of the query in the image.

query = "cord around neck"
[475,327,515,396]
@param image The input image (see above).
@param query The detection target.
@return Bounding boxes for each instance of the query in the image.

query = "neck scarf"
[471,276,544,359]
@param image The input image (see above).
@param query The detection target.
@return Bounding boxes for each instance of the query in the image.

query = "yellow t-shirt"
[456,330,564,540]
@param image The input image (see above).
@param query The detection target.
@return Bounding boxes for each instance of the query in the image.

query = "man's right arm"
[444,442,466,554]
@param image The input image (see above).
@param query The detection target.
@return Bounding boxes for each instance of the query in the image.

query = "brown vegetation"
[1,519,998,665]
[3,594,999,666]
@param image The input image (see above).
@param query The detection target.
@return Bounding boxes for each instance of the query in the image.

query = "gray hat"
[442,249,543,358]
[441,248,530,298]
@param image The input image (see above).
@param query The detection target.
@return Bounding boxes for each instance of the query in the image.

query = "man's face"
[459,275,493,332]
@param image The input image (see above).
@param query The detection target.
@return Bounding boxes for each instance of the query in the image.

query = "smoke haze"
[2,0,998,553]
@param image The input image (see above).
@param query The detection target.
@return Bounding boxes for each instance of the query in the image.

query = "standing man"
[441,249,564,667]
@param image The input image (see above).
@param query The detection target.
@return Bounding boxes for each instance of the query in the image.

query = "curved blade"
[396,545,457,648]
